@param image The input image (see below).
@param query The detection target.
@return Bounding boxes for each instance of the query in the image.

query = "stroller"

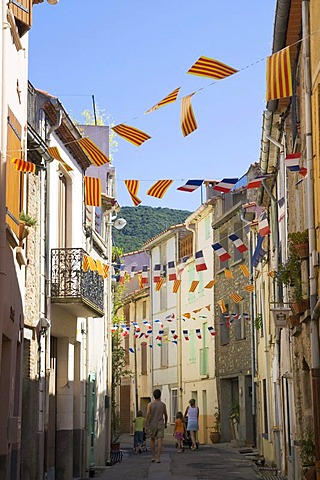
[177,417,199,449]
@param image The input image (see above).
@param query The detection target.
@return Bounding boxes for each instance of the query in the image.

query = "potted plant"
[229,401,240,441]
[300,431,315,479]
[19,211,37,245]
[289,230,309,259]
[209,408,221,444]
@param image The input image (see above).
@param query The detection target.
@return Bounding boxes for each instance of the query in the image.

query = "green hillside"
[113,206,191,253]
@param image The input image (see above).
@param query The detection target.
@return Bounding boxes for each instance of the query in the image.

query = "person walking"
[184,398,199,450]
[133,410,145,453]
[173,411,186,452]
[145,389,168,463]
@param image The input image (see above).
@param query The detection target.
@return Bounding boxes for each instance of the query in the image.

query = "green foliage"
[289,230,308,245]
[213,408,220,432]
[277,245,303,301]
[113,206,191,253]
[229,401,240,424]
[254,314,263,330]
[19,211,37,227]
[300,431,315,466]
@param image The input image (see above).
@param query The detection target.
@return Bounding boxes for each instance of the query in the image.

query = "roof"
[143,223,189,248]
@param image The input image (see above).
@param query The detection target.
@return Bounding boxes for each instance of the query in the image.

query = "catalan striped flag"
[145,87,181,113]
[212,243,231,262]
[142,265,149,284]
[213,178,238,193]
[239,265,250,277]
[168,261,177,281]
[153,264,162,283]
[224,269,233,279]
[12,158,36,173]
[243,284,255,292]
[267,270,277,278]
[177,179,203,192]
[147,180,173,199]
[102,263,109,278]
[84,176,102,207]
[47,146,73,172]
[229,234,248,253]
[205,280,216,289]
[78,137,110,166]
[230,292,244,303]
[195,250,207,272]
[183,313,191,319]
[138,274,143,289]
[187,56,237,80]
[266,46,293,101]
[82,255,90,272]
[172,279,181,294]
[112,124,151,147]
[217,300,227,313]
[189,280,199,293]
[156,278,165,291]
[124,180,142,206]
[87,256,97,271]
[95,259,104,277]
[181,94,197,137]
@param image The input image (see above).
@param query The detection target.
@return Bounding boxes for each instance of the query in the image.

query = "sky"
[29,0,276,212]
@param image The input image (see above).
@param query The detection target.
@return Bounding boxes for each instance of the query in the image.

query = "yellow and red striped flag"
[95,259,104,277]
[138,274,143,289]
[172,279,181,293]
[205,304,211,311]
[102,263,109,278]
[205,280,216,289]
[12,158,36,173]
[87,256,97,271]
[217,300,227,313]
[124,180,142,206]
[145,87,181,113]
[112,124,151,147]
[146,180,173,199]
[224,269,233,279]
[267,270,277,278]
[183,312,191,319]
[155,277,165,291]
[187,56,237,80]
[193,308,202,314]
[230,292,244,303]
[240,265,250,277]
[84,176,102,207]
[266,47,293,101]
[82,255,90,272]
[243,284,255,292]
[189,280,199,293]
[47,146,73,172]
[78,137,110,166]
[181,94,197,137]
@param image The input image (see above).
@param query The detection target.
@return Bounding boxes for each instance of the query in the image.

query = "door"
[88,373,96,469]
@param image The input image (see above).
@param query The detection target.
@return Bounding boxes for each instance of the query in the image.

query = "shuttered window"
[9,0,32,36]
[6,108,23,238]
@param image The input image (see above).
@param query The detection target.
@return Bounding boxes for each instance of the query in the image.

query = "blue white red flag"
[278,197,285,222]
[153,264,161,283]
[286,153,301,171]
[168,261,177,281]
[213,178,238,193]
[229,234,248,253]
[259,211,271,237]
[177,179,203,192]
[195,250,207,272]
[212,243,231,262]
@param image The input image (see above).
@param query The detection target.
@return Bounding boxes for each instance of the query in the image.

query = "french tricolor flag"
[177,179,203,192]
[195,250,207,272]
[168,261,177,281]
[183,330,189,341]
[213,178,238,193]
[259,211,271,237]
[196,328,202,339]
[212,243,231,262]
[246,175,271,189]
[208,326,216,336]
[286,153,301,171]
[119,265,126,284]
[229,234,248,253]
[153,264,161,283]
[278,197,285,222]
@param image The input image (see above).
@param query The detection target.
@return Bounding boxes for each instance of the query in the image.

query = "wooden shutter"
[6,108,23,238]
[9,0,32,36]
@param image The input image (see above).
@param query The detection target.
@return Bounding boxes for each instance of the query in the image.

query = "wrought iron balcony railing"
[51,248,104,317]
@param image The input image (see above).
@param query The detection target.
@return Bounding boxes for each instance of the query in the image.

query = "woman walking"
[184,399,199,450]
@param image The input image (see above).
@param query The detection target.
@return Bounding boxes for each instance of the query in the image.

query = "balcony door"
[58,172,67,248]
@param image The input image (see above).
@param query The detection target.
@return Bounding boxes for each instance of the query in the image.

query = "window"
[171,389,178,423]
[160,328,168,367]
[189,330,196,364]
[58,173,67,248]
[234,305,246,341]
[233,222,244,263]
[179,233,193,260]
[219,230,229,269]
[142,300,147,320]
[220,304,230,345]
[200,347,209,375]
[263,379,269,437]
[141,342,147,375]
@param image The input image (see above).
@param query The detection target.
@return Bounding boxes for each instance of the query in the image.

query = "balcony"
[51,248,104,318]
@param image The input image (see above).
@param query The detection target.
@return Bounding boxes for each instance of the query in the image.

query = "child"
[173,411,186,452]
[133,410,145,453]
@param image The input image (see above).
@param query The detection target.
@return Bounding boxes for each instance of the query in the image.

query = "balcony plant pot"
[290,298,309,315]
[287,315,300,328]
[304,465,316,480]
[210,431,221,444]
[18,222,29,244]
[294,242,309,259]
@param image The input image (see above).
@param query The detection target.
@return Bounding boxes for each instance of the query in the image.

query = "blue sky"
[29,0,276,212]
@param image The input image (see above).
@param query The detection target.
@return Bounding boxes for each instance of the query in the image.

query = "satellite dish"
[113,218,127,230]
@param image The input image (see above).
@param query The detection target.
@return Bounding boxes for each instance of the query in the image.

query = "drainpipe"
[302,3,320,478]
[175,231,183,411]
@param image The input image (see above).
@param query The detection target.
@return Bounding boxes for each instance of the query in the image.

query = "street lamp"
[105,213,126,465]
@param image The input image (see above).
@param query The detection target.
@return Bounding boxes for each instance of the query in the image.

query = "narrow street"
[95,434,261,480]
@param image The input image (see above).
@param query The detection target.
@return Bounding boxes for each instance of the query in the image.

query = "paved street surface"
[95,434,260,480]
